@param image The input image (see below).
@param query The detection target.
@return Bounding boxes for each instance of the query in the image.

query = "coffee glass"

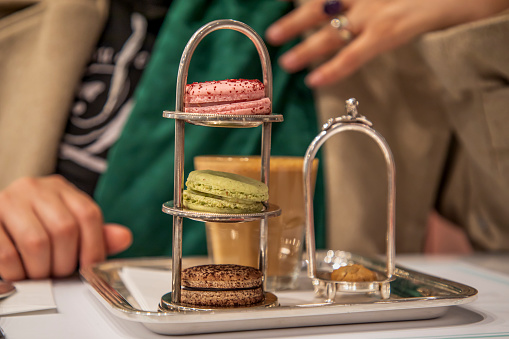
[194,156,318,291]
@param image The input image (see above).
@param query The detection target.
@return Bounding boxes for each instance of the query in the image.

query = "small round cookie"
[181,264,264,307]
[184,97,271,115]
[183,189,264,214]
[181,287,264,307]
[182,264,263,289]
[185,79,265,104]
[184,79,271,115]
[331,264,378,282]
[183,170,268,214]
[186,170,268,202]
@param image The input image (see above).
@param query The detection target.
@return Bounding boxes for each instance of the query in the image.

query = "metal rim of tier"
[162,201,281,222]
[162,111,283,127]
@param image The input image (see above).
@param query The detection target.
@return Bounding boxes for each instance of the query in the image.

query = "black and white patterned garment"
[56,0,171,196]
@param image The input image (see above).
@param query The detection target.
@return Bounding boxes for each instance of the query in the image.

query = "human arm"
[265,0,509,87]
[0,175,132,281]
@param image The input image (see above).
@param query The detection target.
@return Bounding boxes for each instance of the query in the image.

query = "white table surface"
[2,254,509,339]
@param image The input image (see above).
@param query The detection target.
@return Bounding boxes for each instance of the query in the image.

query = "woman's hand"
[0,175,132,281]
[266,0,509,87]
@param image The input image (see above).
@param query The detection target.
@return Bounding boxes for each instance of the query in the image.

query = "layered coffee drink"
[195,156,318,290]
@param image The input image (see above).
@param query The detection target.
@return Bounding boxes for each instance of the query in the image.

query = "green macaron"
[183,170,268,214]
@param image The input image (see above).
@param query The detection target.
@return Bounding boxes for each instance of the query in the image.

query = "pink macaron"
[184,79,271,115]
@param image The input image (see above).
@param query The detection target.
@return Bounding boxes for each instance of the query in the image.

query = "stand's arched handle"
[175,19,273,112]
[303,98,396,280]
[173,19,274,209]
[171,20,275,303]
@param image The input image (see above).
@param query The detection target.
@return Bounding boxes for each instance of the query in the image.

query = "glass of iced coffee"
[194,156,318,291]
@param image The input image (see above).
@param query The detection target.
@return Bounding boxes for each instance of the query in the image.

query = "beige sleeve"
[300,0,509,253]
[421,12,509,251]
[0,0,108,189]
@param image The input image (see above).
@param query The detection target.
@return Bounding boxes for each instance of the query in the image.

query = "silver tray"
[80,251,478,335]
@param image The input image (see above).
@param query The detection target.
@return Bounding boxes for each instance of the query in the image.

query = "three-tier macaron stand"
[159,19,283,311]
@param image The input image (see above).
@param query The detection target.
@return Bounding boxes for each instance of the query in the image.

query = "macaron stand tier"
[303,98,396,301]
[159,19,282,311]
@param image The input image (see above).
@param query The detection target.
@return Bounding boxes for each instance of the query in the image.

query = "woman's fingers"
[267,0,486,86]
[0,175,127,280]
[279,25,350,73]
[31,181,80,277]
[0,222,26,281]
[57,177,107,268]
[266,0,330,46]
[305,28,398,87]
[0,178,52,279]
[103,223,133,256]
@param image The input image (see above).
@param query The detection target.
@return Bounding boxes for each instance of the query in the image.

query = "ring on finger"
[330,15,353,42]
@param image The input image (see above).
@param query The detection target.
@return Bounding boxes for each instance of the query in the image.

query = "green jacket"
[95,0,325,257]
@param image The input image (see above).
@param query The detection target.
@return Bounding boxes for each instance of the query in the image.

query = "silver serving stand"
[79,26,480,335]
[303,98,396,302]
[159,19,283,311]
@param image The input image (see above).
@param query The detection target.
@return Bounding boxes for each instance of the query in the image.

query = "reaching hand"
[0,175,132,281]
[266,0,509,87]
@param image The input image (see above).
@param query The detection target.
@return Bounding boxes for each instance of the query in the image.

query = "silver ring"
[330,15,353,42]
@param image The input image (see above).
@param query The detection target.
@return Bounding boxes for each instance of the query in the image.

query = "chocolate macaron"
[181,264,264,307]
